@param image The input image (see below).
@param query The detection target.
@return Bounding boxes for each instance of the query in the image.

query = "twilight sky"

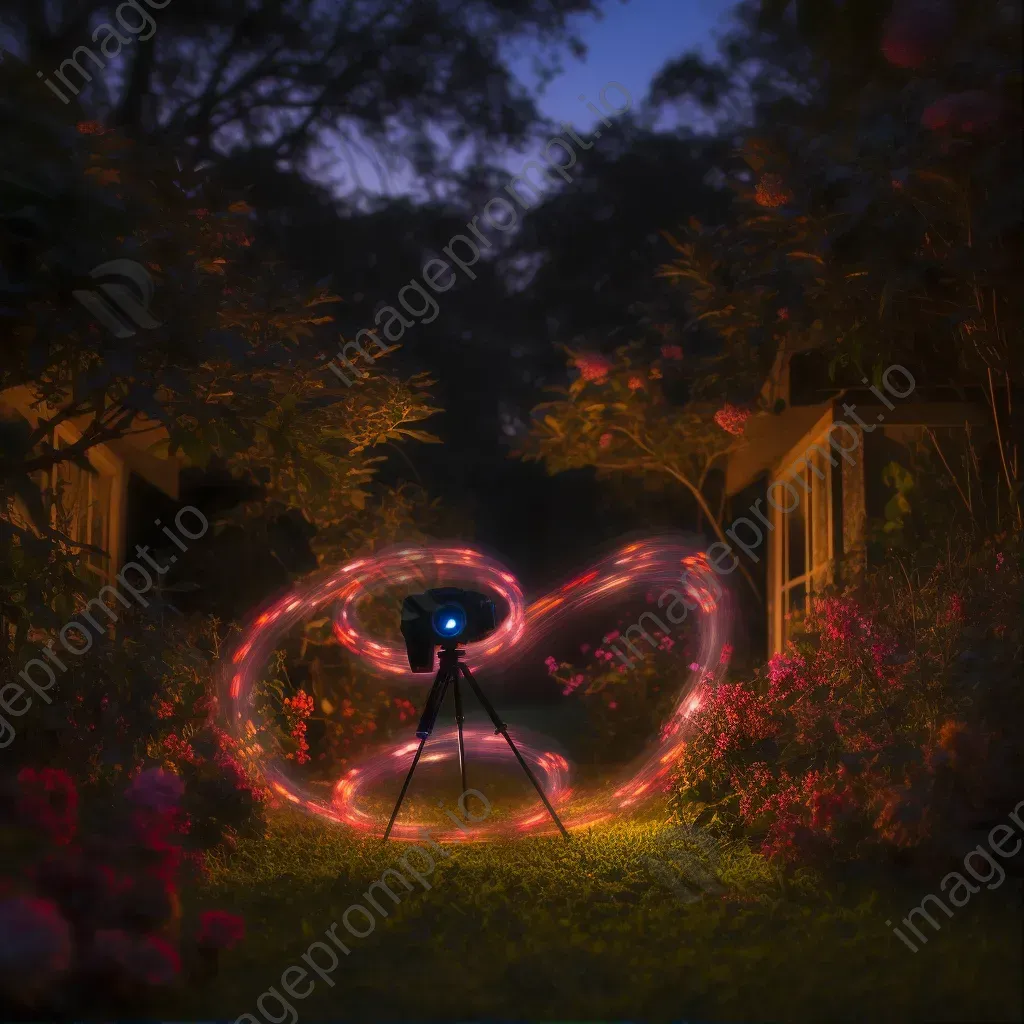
[509,0,729,130]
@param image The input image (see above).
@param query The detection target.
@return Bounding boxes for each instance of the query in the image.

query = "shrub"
[671,535,1023,866]
[0,767,245,1016]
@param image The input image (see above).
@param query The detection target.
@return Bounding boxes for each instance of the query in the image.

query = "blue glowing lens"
[433,603,466,638]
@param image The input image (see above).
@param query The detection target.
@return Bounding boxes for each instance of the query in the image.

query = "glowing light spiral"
[224,536,731,841]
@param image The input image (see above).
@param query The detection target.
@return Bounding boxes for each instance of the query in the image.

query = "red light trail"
[225,536,730,841]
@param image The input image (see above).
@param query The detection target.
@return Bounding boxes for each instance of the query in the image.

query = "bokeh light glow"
[225,536,730,841]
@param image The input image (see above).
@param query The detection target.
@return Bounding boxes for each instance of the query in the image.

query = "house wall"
[732,399,989,657]
[726,403,835,496]
[0,385,181,582]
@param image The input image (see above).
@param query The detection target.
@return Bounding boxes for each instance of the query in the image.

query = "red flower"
[196,910,246,950]
[754,173,791,208]
[713,404,751,436]
[627,376,644,391]
[17,768,78,845]
[575,352,612,383]
[163,733,197,764]
[660,344,683,360]
[76,121,106,134]
[598,432,612,449]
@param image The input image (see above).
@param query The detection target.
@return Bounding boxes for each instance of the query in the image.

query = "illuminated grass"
[176,808,1022,1022]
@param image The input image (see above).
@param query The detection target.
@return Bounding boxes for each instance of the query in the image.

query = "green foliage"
[518,342,761,597]
[656,0,1022,390]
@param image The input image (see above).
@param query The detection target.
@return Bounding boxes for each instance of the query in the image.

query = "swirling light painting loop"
[225,537,730,839]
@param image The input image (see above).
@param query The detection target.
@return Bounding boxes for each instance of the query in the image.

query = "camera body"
[400,587,497,672]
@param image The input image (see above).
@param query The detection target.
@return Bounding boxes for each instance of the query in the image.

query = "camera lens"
[432,602,466,639]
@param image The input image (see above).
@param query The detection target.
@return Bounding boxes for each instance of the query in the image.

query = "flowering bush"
[282,690,315,765]
[672,533,1023,866]
[0,767,245,1016]
[545,612,696,762]
[672,594,923,862]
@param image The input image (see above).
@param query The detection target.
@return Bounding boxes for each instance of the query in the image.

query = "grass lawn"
[172,791,1023,1023]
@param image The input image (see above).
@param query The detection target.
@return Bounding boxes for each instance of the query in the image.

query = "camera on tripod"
[384,584,569,841]
[399,587,497,672]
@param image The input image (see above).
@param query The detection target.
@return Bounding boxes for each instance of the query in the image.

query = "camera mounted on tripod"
[384,584,568,842]
[399,587,497,671]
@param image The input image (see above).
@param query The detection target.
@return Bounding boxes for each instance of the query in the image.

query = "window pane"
[811,446,831,581]
[89,473,112,569]
[784,581,807,645]
[786,495,806,581]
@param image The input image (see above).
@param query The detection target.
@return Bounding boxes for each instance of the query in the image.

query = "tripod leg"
[459,663,570,840]
[452,674,468,795]
[383,735,427,842]
[383,666,453,841]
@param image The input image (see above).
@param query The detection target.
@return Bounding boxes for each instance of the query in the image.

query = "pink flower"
[608,702,618,709]
[714,404,752,436]
[660,344,683,360]
[598,432,612,449]
[922,91,999,134]
[595,649,605,659]
[689,662,701,672]
[575,353,612,382]
[580,644,590,654]
[603,630,620,642]
[562,674,586,696]
[938,593,964,626]
[196,910,246,950]
[126,767,184,814]
[0,896,73,996]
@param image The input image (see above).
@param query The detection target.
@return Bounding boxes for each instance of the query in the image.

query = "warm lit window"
[769,436,835,653]
[51,434,114,576]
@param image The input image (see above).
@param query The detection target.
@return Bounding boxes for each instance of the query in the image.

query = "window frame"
[768,420,837,654]
[50,427,118,579]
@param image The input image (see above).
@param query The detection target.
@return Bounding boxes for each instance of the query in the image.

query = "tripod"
[382,645,569,840]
